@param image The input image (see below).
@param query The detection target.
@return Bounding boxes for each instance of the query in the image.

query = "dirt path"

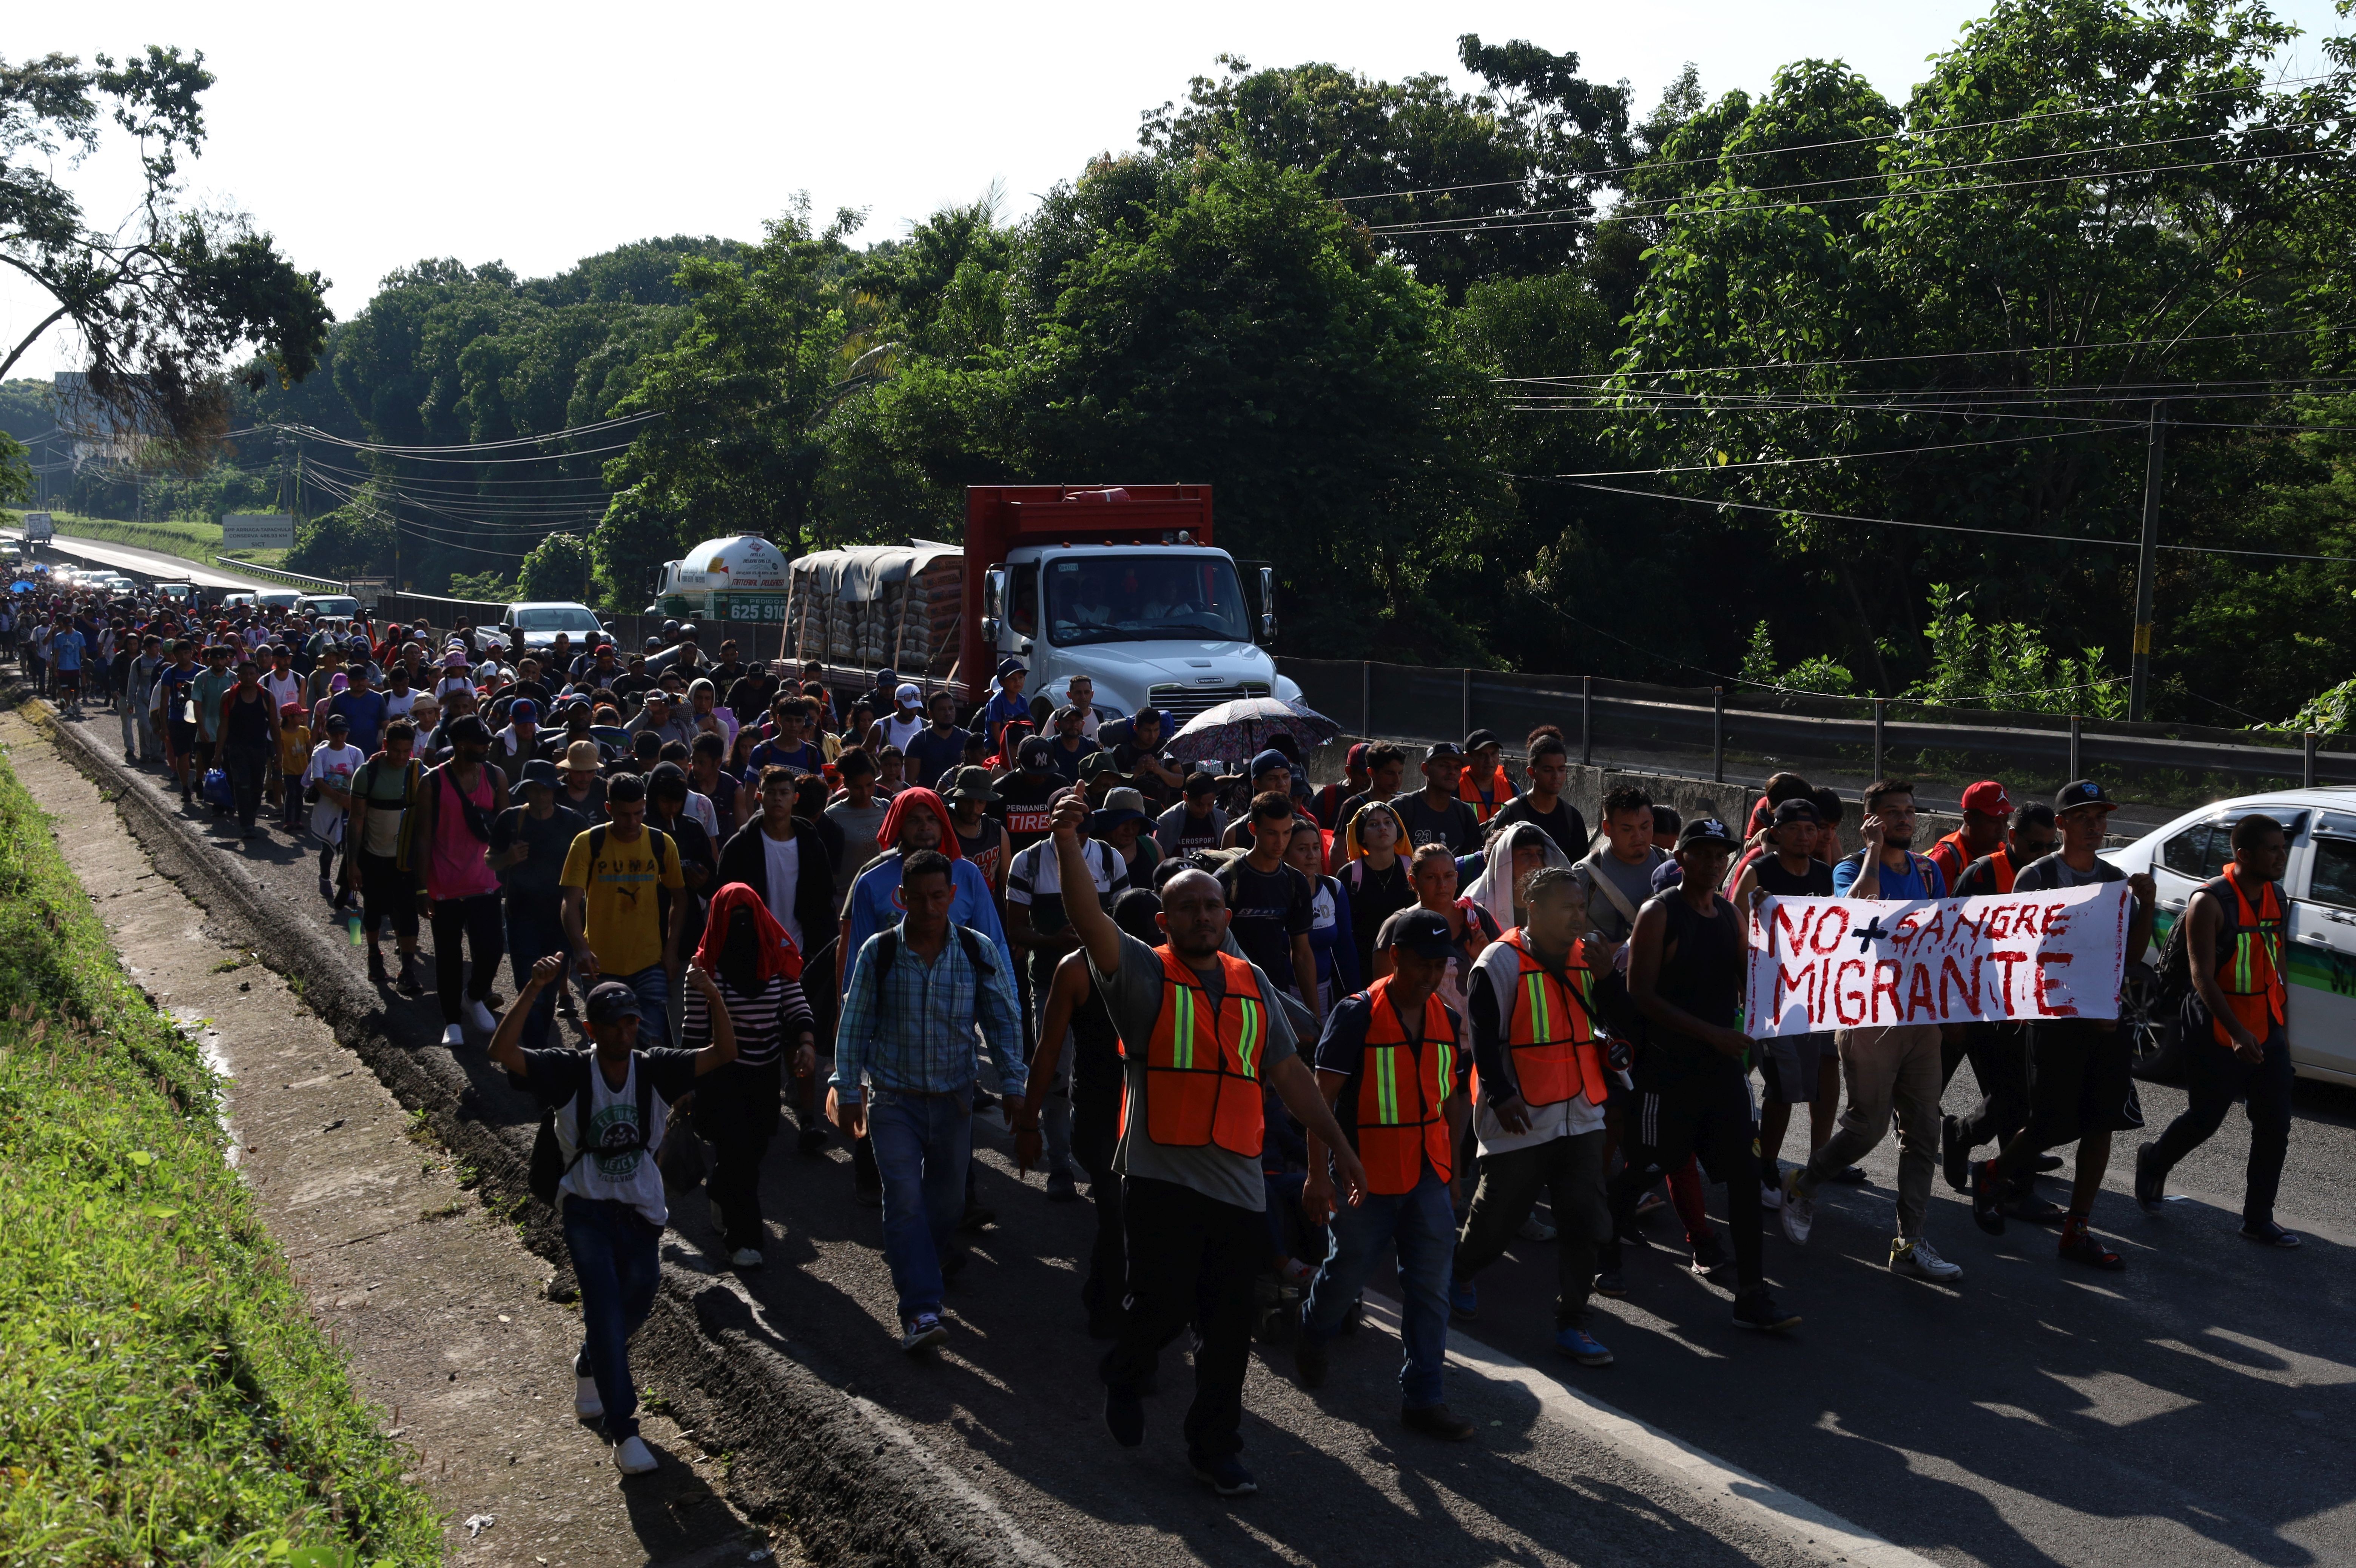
[1,700,791,1568]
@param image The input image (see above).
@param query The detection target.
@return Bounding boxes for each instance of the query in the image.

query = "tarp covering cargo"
[786,543,964,679]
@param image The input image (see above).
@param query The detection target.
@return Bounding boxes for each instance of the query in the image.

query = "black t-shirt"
[491,802,589,899]
[1341,858,1415,983]
[1397,792,1481,856]
[1754,856,1835,897]
[1493,795,1590,861]
[1643,890,1745,1080]
[904,724,970,790]
[1217,858,1314,992]
[995,769,1062,853]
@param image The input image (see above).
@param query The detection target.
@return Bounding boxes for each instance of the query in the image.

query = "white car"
[2105,787,2356,1086]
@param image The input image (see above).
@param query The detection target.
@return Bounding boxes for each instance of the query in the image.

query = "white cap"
[895,682,922,708]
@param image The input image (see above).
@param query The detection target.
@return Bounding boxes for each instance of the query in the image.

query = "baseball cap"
[996,657,1026,681]
[510,698,538,723]
[2054,779,2119,813]
[895,682,922,710]
[944,765,1001,804]
[1378,907,1456,961]
[1017,736,1054,770]
[583,981,640,1026]
[323,712,350,732]
[1425,741,1462,762]
[1249,747,1290,779]
[1960,780,2013,816]
[1464,729,1502,753]
[1345,741,1369,770]
[1677,816,1738,851]
[1772,798,1823,828]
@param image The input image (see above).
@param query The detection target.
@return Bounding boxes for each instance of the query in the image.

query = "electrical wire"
[1525,421,2137,479]
[1327,71,2338,203]
[266,412,657,455]
[1559,479,2356,564]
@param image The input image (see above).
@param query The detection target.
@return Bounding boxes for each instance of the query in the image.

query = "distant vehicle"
[652,535,791,622]
[2103,787,2356,1087]
[19,512,53,543]
[221,592,257,609]
[296,593,362,620]
[153,581,196,604]
[254,589,305,611]
[498,601,607,652]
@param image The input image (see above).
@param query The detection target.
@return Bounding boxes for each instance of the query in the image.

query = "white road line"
[1360,1292,1939,1568]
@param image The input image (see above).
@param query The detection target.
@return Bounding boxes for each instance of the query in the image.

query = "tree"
[1,48,330,446]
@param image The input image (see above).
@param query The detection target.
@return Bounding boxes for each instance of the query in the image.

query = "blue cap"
[996,657,1026,681]
[510,698,538,722]
[1249,747,1290,779]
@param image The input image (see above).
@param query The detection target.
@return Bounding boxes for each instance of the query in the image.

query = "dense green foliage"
[57,1,2356,721]
[0,745,438,1564]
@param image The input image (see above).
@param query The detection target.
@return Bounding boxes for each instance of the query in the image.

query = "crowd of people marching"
[6,580,2302,1495]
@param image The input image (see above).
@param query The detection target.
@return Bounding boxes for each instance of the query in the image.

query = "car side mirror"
[1258,567,1278,645]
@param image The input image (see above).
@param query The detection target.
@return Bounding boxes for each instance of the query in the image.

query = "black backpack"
[528,1052,657,1203]
[866,923,991,1009]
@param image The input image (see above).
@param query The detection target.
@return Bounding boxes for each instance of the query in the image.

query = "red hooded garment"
[693,881,805,982]
[873,786,962,860]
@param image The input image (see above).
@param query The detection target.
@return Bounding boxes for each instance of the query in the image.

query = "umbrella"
[1166,696,1340,768]
[7,581,27,593]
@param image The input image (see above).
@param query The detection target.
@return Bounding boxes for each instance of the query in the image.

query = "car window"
[2161,823,2216,878]
[2308,838,2356,911]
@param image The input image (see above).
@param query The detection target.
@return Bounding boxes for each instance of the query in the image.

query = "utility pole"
[2129,401,2167,722]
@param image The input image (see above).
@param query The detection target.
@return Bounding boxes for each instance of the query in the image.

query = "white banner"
[1744,883,2131,1037]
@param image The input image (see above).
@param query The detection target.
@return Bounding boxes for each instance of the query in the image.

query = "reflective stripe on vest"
[1351,977,1457,1195]
[1120,946,1267,1157]
[2210,865,2287,1046]
[1457,768,1509,824]
[1498,929,1610,1110]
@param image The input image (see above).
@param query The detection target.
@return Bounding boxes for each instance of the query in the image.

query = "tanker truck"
[783,484,1298,726]
[651,534,794,624]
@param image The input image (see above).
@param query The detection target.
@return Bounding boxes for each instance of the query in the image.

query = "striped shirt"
[681,971,815,1069]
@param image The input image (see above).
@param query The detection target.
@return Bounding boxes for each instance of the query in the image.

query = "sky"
[6,0,2351,379]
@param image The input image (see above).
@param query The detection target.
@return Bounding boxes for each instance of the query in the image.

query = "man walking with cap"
[1295,907,1477,1440]
[1457,730,1518,826]
[1971,781,2156,1268]
[1397,742,1482,856]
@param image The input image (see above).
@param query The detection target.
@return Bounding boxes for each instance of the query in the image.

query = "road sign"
[221,513,295,551]
[19,512,52,542]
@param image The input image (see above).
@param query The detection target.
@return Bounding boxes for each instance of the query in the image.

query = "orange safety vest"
[2206,864,2287,1047]
[1457,767,1512,824]
[1348,977,1459,1195]
[1496,929,1611,1109]
[1121,946,1268,1157]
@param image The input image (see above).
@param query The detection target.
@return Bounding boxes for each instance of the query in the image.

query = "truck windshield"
[1044,554,1251,646]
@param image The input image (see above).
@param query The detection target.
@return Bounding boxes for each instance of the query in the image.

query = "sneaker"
[2003,1187,2067,1225]
[367,949,388,984]
[439,1024,463,1049]
[730,1246,765,1269]
[2034,1153,2065,1174]
[1292,1332,1328,1388]
[1690,1232,1733,1278]
[2240,1220,2302,1248]
[900,1313,949,1352]
[1760,1180,1783,1212]
[1731,1287,1801,1332]
[1970,1159,2007,1235]
[2057,1227,2125,1271]
[1278,1257,1316,1289]
[1104,1385,1145,1446]
[1942,1114,1973,1192]
[1190,1454,1258,1496]
[396,955,422,993]
[1889,1236,1963,1282]
[1632,1191,1667,1220]
[464,998,498,1035]
[1555,1326,1614,1366]
[2133,1143,2165,1211]
[612,1434,658,1475]
[1591,1268,1627,1298]
[1402,1403,1476,1441]
[574,1375,603,1420]
[958,1201,996,1232]
[1518,1215,1559,1242]
[1448,1277,1478,1320]
[1045,1168,1080,1202]
[1778,1168,1814,1245]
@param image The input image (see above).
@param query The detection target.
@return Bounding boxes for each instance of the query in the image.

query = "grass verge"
[1,511,294,576]
[0,732,439,1565]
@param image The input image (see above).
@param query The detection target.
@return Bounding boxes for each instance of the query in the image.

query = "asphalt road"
[3,528,281,593]
[54,690,2354,1568]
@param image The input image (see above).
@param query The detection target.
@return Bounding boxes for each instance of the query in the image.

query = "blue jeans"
[507,902,567,1052]
[582,962,671,1046]
[867,1086,974,1323]
[1301,1165,1457,1409]
[561,1197,662,1440]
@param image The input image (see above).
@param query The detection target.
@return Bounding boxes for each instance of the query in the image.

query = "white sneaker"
[612,1434,658,1475]
[729,1246,763,1269]
[1779,1169,1814,1245]
[1761,1181,1784,1212]
[464,998,498,1034]
[900,1313,948,1352]
[1890,1236,1963,1282]
[439,1024,464,1049]
[574,1375,604,1420]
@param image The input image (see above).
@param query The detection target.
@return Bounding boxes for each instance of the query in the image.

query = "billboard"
[221,513,295,551]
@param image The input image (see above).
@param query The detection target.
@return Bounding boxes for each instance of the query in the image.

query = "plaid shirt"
[831,921,1025,1104]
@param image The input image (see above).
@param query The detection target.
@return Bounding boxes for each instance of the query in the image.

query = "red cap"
[1960,780,2011,815]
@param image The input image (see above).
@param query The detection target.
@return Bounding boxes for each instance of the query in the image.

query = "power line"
[1560,478,2356,564]
[1328,71,2337,204]
[268,412,657,455]
[1524,421,2136,479]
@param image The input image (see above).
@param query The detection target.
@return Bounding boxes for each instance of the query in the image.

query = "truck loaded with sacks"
[781,484,1299,728]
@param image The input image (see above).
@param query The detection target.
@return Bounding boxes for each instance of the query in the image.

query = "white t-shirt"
[435,675,475,700]
[762,830,803,949]
[552,1053,682,1226]
[261,670,302,710]
[302,741,365,841]
[379,687,418,720]
[685,789,719,843]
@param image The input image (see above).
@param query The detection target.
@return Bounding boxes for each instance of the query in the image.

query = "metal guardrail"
[1278,657,2351,816]
[215,557,346,592]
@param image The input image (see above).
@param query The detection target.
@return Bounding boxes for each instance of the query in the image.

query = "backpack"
[2151,908,2195,1012]
[201,767,235,811]
[865,923,991,1014]
[528,1051,658,1203]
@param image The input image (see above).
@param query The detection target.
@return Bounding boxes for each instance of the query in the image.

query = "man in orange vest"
[1457,729,1519,825]
[1927,779,2011,892]
[1292,907,1474,1441]
[1047,793,1365,1498]
[2136,814,2300,1246]
[1448,866,1617,1366]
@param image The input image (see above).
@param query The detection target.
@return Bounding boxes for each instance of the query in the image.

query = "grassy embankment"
[0,734,437,1564]
[0,510,293,573]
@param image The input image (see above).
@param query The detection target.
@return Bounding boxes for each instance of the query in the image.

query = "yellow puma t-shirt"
[559,826,685,977]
